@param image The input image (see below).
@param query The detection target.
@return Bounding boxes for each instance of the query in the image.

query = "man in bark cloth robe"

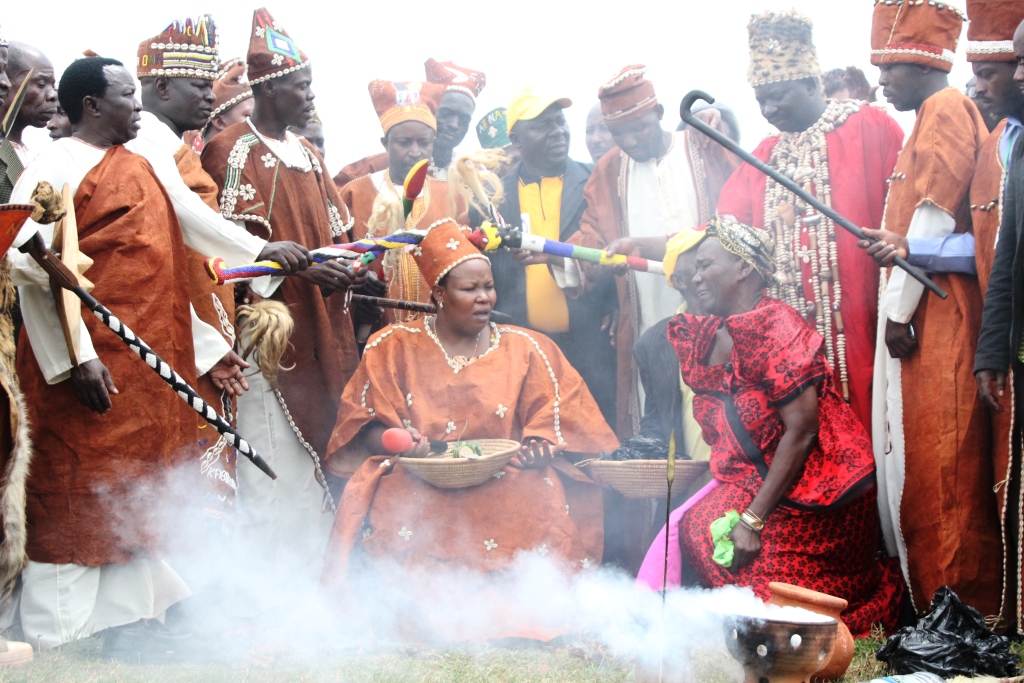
[133,15,313,520]
[4,56,239,651]
[333,59,485,187]
[201,8,364,606]
[869,0,1003,618]
[860,2,1024,631]
[340,79,467,324]
[714,11,905,434]
[565,65,740,439]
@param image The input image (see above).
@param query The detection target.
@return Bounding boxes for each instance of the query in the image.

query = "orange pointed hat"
[966,0,1023,62]
[424,58,486,100]
[599,65,658,123]
[413,220,489,287]
[210,57,253,119]
[247,8,310,85]
[137,14,219,80]
[870,0,964,73]
[369,79,446,135]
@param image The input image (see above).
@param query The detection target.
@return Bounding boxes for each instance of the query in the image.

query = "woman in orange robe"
[321,221,618,641]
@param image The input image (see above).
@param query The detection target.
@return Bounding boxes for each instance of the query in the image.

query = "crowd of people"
[0,0,1020,664]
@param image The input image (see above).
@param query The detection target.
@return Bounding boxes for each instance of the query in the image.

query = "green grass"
[0,634,906,683]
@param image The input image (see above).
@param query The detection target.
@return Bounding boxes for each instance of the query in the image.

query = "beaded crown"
[247,8,310,85]
[746,11,821,87]
[413,220,488,287]
[137,15,219,80]
[965,0,1022,62]
[369,80,445,135]
[209,58,252,120]
[424,59,486,100]
[871,0,964,72]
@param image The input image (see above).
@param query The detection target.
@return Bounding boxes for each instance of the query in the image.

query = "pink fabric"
[635,479,721,591]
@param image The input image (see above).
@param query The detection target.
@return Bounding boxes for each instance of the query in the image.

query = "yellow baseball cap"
[506,88,572,133]
[663,228,706,285]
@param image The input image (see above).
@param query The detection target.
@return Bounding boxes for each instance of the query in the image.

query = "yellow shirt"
[518,177,570,333]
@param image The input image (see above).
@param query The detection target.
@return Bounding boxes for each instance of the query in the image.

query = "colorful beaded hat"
[137,15,218,80]
[247,7,310,85]
[369,79,446,135]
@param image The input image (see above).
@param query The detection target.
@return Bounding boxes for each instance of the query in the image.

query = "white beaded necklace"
[425,316,499,373]
[763,99,859,402]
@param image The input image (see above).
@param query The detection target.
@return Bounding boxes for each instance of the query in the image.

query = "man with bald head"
[0,41,57,202]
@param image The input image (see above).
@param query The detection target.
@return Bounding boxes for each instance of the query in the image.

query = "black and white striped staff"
[21,232,277,480]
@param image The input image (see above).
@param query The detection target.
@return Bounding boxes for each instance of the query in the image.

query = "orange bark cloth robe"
[322,318,619,641]
[570,131,739,438]
[717,104,904,433]
[173,143,241,515]
[872,88,1002,616]
[333,152,387,190]
[340,171,467,323]
[972,119,1018,628]
[201,119,358,460]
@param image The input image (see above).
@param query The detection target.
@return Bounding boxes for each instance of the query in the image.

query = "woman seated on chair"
[666,216,902,636]
[321,220,618,641]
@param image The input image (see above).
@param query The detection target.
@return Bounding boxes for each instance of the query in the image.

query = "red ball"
[381,428,413,454]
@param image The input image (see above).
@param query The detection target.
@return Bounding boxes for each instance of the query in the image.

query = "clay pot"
[766,582,854,682]
[724,614,837,683]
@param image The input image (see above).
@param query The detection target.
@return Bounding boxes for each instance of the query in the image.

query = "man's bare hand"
[510,248,559,267]
[356,270,387,296]
[257,241,312,275]
[885,319,917,358]
[857,228,909,268]
[519,438,564,469]
[601,310,619,346]
[692,108,725,148]
[210,350,250,397]
[71,359,118,414]
[297,259,363,294]
[976,369,1007,412]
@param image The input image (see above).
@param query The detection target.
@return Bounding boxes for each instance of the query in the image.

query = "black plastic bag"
[604,436,675,461]
[876,586,1019,677]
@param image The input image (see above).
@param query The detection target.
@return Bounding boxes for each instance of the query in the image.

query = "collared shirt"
[1000,116,1022,175]
[518,168,570,333]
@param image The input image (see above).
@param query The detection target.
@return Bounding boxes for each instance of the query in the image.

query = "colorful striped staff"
[205,231,427,285]
[467,223,665,275]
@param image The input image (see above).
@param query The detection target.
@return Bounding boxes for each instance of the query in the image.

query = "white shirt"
[8,131,258,383]
[625,131,699,335]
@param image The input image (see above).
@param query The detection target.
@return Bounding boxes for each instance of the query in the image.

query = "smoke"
[88,459,820,679]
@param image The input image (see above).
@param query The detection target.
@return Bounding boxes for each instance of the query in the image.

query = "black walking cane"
[680,90,947,300]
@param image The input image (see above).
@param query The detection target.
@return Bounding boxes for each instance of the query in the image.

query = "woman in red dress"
[669,217,902,636]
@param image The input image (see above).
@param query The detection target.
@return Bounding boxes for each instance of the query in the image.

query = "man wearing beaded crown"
[201,58,254,146]
[869,0,999,617]
[339,79,468,323]
[714,11,905,434]
[567,65,740,439]
[201,7,365,602]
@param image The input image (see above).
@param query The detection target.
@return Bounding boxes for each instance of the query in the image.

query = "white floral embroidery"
[271,54,284,66]
[398,527,412,541]
[402,419,413,429]
[406,393,413,407]
[544,477,554,487]
[445,238,460,250]
[261,152,277,168]
[565,504,570,514]
[413,246,423,257]
[581,558,592,569]
[255,26,266,37]
[496,404,507,419]
[379,459,391,469]
[537,544,549,556]
[272,20,281,30]
[446,421,457,434]
[493,471,506,479]
[484,539,497,551]
[238,184,256,201]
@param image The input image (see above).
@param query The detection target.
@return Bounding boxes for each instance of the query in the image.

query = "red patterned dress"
[667,298,902,635]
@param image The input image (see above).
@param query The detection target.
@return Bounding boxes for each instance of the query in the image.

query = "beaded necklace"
[763,99,859,402]
[425,316,499,373]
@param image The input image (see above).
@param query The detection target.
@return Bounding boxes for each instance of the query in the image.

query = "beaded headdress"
[413,220,489,287]
[476,107,511,149]
[705,215,778,288]
[424,59,486,100]
[208,58,252,122]
[369,79,446,135]
[137,15,218,80]
[870,0,964,72]
[746,11,821,87]
[965,0,1022,62]
[599,64,658,123]
[247,8,310,85]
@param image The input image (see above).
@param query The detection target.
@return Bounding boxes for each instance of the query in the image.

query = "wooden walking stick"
[679,90,947,300]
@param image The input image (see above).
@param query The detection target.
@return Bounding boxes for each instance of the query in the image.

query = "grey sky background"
[8,1,973,175]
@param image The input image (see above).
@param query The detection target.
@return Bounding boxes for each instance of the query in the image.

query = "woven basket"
[587,459,710,499]
[399,439,520,489]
